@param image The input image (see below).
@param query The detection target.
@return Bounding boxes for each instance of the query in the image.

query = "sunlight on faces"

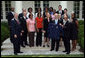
[14,13,18,19]
[71,13,75,18]
[30,14,33,19]
[58,5,62,10]
[46,13,51,18]
[55,13,58,19]
[64,14,68,21]
[23,12,27,17]
[58,14,61,19]
[22,8,26,13]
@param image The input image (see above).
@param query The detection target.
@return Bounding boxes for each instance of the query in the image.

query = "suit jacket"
[58,18,63,25]
[18,13,27,32]
[43,12,47,19]
[63,21,70,38]
[43,18,53,31]
[7,12,14,26]
[56,10,64,15]
[48,20,63,40]
[10,18,22,43]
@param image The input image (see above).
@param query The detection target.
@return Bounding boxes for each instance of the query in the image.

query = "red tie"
[16,20,20,24]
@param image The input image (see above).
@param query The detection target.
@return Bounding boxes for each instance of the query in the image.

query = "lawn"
[1,54,84,57]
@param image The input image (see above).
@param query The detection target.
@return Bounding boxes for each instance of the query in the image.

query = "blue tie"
[55,20,58,24]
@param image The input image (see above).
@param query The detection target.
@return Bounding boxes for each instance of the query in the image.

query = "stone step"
[1,37,83,55]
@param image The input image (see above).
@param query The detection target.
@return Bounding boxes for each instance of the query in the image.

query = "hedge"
[78,20,84,51]
[1,22,10,45]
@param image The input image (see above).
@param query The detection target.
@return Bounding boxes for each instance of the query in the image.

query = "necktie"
[16,20,20,24]
[55,20,58,24]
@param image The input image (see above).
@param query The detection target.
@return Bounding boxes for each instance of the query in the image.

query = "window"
[82,1,84,18]
[35,1,40,13]
[74,1,80,18]
[5,1,11,19]
[34,1,49,13]
[1,1,3,19]
[43,1,49,11]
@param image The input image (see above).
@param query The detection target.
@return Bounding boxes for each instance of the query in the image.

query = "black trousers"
[36,28,42,46]
[9,26,13,43]
[29,32,35,47]
[13,39,20,53]
[63,37,70,53]
[21,31,28,46]
[51,38,60,51]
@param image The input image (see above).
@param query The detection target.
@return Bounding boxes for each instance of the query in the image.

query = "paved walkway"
[1,36,83,55]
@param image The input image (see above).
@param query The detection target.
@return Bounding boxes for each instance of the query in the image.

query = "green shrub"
[78,25,84,40]
[1,22,10,45]
[78,20,84,25]
[1,21,9,29]
[80,37,84,49]
[78,20,84,51]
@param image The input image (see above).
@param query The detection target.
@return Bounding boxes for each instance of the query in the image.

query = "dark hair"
[29,13,33,18]
[58,5,62,8]
[44,7,49,12]
[64,14,68,18]
[64,8,68,11]
[37,8,42,12]
[37,13,41,17]
[53,9,56,14]
[28,7,33,12]
[72,12,76,18]
[49,7,53,11]
[10,7,14,11]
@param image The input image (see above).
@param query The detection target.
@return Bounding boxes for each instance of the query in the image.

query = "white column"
[15,1,22,14]
[79,1,83,20]
[41,1,43,13]
[33,1,35,13]
[60,1,67,10]
[2,1,6,21]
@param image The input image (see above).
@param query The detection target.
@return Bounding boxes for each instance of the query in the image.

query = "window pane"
[5,1,11,19]
[35,1,49,13]
[35,1,40,13]
[43,1,49,11]
[1,1,3,19]
[74,1,80,18]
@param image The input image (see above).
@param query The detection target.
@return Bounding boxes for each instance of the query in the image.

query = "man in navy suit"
[18,8,28,47]
[48,14,63,52]
[62,14,71,54]
[10,13,23,55]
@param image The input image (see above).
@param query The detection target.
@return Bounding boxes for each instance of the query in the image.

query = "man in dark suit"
[18,8,28,47]
[48,15,63,52]
[62,14,71,54]
[7,7,15,43]
[56,5,64,16]
[7,7,15,26]
[10,13,23,55]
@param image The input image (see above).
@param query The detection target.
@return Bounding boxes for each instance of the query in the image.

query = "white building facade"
[1,1,84,21]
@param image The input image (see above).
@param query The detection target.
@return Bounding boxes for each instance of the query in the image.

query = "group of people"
[7,5,78,55]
